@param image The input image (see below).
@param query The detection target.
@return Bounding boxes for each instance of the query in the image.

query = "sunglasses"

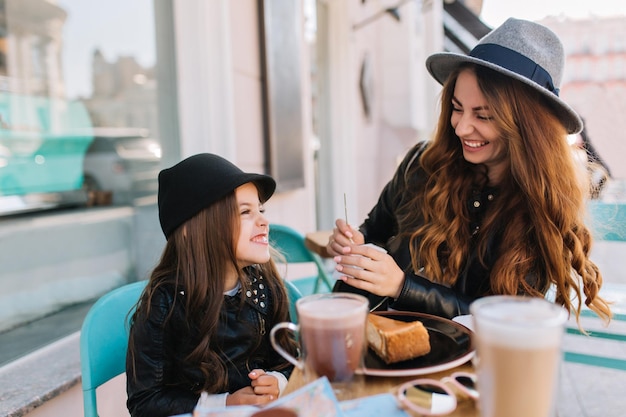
[396,372,479,416]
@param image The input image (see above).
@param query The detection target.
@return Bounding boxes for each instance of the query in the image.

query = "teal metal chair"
[80,280,148,417]
[270,224,333,296]
[283,278,303,323]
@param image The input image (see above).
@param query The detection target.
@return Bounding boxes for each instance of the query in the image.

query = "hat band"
[470,43,559,96]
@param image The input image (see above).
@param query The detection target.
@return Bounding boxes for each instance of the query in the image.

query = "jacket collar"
[242,267,270,315]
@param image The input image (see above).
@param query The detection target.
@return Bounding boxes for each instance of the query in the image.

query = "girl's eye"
[452,106,462,112]
[240,207,264,216]
[477,114,493,121]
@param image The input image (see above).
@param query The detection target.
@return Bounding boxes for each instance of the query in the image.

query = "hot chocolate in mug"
[270,292,369,385]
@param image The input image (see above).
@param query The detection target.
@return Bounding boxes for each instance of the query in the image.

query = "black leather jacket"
[126,272,293,417]
[334,142,500,319]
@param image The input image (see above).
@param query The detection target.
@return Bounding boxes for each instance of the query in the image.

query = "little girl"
[126,153,297,417]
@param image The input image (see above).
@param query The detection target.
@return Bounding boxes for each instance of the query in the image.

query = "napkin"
[452,314,474,332]
[332,243,387,280]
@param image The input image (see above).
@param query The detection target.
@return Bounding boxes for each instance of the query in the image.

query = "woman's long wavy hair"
[128,188,297,393]
[402,63,611,322]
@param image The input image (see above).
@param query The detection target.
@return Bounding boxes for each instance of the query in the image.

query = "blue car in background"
[0,94,94,215]
[0,93,162,215]
[82,128,161,206]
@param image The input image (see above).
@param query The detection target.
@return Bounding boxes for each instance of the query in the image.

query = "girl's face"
[235,182,270,267]
[451,68,507,185]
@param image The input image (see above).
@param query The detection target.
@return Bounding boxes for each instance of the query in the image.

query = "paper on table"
[266,376,343,416]
[190,377,343,417]
[340,393,410,417]
[187,378,412,417]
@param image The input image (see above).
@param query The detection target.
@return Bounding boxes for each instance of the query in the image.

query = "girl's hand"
[249,369,279,398]
[334,243,404,299]
[225,370,279,406]
[327,219,365,257]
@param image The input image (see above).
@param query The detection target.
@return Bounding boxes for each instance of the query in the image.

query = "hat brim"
[242,173,276,203]
[217,172,276,205]
[426,53,583,134]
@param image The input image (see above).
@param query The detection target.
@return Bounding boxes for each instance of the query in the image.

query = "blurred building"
[81,49,158,137]
[541,16,626,180]
[0,0,66,97]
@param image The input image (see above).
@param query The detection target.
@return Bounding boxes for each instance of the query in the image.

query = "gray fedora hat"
[426,18,582,134]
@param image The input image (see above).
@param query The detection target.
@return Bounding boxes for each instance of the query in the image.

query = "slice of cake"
[366,314,431,364]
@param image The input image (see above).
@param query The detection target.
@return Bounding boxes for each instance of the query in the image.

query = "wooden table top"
[284,363,478,416]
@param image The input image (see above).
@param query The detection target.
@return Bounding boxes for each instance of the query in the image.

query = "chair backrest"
[283,278,303,323]
[80,280,148,417]
[269,224,333,295]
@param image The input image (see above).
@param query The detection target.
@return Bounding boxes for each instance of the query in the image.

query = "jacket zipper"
[246,312,266,372]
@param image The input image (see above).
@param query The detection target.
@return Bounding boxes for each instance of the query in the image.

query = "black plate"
[361,311,475,376]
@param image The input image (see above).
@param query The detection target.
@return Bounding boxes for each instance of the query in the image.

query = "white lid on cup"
[470,296,568,348]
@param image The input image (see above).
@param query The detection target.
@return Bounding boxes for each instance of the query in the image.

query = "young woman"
[126,153,297,417]
[327,18,611,323]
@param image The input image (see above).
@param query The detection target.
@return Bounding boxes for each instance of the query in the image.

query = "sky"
[481,0,626,27]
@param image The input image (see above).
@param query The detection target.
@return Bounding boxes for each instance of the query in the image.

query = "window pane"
[0,0,165,366]
[0,0,159,207]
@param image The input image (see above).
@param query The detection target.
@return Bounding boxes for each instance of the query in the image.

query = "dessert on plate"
[366,313,431,364]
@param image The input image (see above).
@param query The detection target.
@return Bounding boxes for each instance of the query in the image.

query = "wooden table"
[284,364,478,416]
[304,230,333,258]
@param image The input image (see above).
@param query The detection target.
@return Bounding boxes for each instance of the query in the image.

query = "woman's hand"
[326,219,365,257]
[226,370,279,406]
[334,244,405,299]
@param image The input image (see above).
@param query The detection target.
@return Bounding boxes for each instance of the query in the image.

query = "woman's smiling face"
[451,68,507,185]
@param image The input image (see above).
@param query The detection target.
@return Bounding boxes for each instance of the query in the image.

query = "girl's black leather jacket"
[126,273,293,417]
[334,142,500,319]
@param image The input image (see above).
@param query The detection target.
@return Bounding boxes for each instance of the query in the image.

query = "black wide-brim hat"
[426,18,583,134]
[158,153,276,239]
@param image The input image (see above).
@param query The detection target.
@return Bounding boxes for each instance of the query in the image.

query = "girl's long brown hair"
[128,188,297,393]
[401,63,611,323]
